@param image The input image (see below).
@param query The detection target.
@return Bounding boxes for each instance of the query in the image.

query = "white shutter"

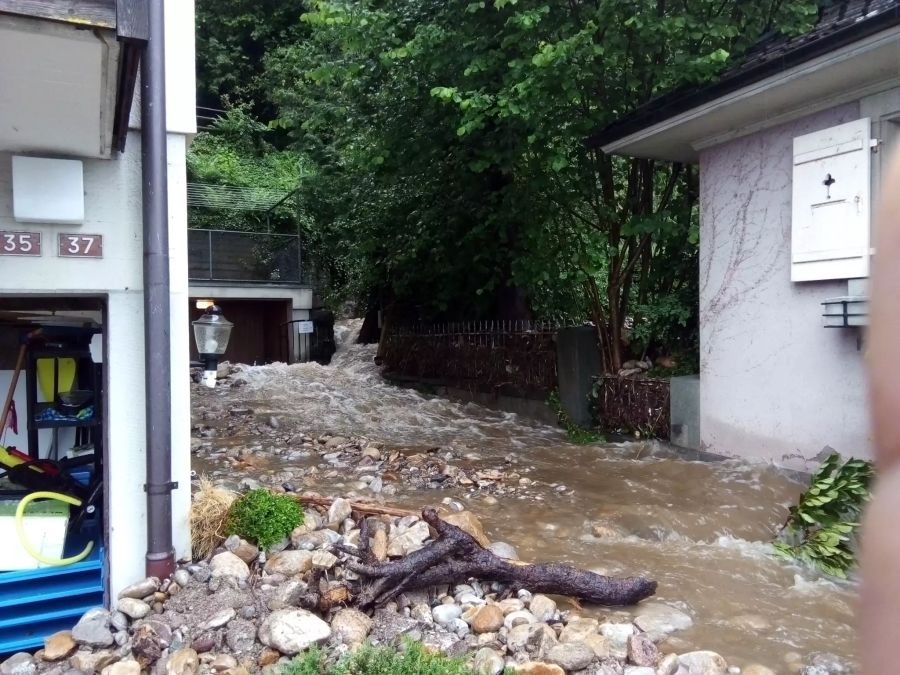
[791,118,871,282]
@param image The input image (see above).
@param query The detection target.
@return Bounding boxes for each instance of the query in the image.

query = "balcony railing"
[188,229,303,285]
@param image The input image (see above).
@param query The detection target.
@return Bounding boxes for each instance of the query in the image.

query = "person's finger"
[869,145,900,470]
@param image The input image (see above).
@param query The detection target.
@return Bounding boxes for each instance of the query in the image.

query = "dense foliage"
[773,453,873,578]
[227,489,304,549]
[194,0,818,370]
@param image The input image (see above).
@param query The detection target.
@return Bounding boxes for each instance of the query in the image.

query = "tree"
[197,0,818,370]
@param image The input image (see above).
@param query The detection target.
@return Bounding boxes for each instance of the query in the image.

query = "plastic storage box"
[0,500,69,571]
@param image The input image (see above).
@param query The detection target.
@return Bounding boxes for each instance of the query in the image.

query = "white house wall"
[0,130,192,595]
[698,103,872,468]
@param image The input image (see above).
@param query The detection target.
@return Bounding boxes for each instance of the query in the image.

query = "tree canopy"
[193,0,818,371]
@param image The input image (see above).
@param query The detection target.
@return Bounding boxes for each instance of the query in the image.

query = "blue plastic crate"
[0,533,104,656]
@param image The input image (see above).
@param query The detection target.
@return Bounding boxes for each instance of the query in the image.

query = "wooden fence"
[592,375,670,438]
[380,321,560,398]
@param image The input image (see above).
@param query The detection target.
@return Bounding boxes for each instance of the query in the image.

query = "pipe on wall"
[141,0,176,579]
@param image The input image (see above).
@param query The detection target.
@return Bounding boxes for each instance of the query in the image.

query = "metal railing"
[188,229,303,284]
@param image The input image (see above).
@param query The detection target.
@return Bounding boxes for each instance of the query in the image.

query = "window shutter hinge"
[871,138,881,153]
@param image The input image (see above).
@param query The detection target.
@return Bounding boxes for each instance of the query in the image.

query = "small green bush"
[547,390,605,444]
[280,642,492,675]
[227,489,304,550]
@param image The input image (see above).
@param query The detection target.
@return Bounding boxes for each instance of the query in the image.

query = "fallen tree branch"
[338,508,657,609]
[290,494,417,518]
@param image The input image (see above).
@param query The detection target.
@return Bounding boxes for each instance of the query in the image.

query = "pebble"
[626,633,658,667]
[102,662,140,675]
[559,617,600,644]
[471,605,505,634]
[264,551,313,576]
[677,651,727,675]
[504,610,537,630]
[545,642,595,672]
[528,595,557,622]
[116,598,151,620]
[72,609,114,648]
[118,578,160,600]
[328,498,352,524]
[166,649,199,675]
[514,662,564,675]
[0,654,35,675]
[43,632,77,661]
[210,552,250,583]
[498,599,525,615]
[598,622,633,656]
[432,604,463,626]
[472,648,505,675]
[197,608,236,632]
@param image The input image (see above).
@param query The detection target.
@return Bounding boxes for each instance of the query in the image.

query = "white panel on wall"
[791,118,871,281]
[12,156,85,225]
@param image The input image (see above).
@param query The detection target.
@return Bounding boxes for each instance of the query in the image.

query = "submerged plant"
[547,390,605,444]
[773,452,873,578]
[227,488,304,550]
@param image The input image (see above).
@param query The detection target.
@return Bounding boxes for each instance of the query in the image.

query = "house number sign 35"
[58,233,103,258]
[0,231,41,256]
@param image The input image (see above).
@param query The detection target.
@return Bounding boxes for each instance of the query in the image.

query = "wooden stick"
[291,494,417,518]
[0,344,27,440]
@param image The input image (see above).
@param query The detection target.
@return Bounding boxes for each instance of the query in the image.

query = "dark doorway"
[188,299,291,365]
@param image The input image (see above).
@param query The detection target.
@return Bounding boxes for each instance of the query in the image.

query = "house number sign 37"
[58,233,103,258]
[0,231,41,256]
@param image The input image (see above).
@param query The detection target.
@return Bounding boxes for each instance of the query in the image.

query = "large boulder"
[258,609,332,655]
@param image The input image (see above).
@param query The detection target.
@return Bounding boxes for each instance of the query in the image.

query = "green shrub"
[547,390,605,445]
[281,642,491,675]
[227,489,304,550]
[773,452,873,578]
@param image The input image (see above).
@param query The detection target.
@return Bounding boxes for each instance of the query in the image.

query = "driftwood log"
[310,507,656,611]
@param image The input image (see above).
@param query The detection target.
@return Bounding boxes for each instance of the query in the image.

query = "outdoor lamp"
[192,305,233,388]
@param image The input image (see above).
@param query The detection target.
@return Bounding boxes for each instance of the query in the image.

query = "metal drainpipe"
[141,0,176,579]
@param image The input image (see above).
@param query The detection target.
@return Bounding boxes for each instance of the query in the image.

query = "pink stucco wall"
[698,103,872,468]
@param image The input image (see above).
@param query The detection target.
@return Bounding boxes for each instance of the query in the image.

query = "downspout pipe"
[141,0,176,579]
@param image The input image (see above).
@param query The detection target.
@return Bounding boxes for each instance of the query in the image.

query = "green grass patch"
[280,642,496,675]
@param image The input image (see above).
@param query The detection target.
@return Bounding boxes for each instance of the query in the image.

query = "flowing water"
[193,321,858,672]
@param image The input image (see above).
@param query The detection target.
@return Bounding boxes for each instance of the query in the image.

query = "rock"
[441,512,490,547]
[101,662,140,675]
[626,633,658,667]
[105,661,143,675]
[72,609,114,648]
[210,553,250,583]
[226,620,258,654]
[70,650,118,673]
[387,521,431,557]
[224,536,260,565]
[166,649,199,675]
[656,653,679,675]
[623,668,655,675]
[197,608,236,632]
[311,550,338,570]
[265,551,313,576]
[207,656,236,672]
[504,610,537,630]
[487,542,519,560]
[742,667,777,675]
[632,603,692,638]
[507,623,557,656]
[801,652,853,675]
[43,632,77,661]
[528,595,557,623]
[133,622,171,661]
[174,569,191,588]
[330,609,373,646]
[328,498,352,524]
[677,651,727,675]
[191,634,216,654]
[559,617,599,644]
[118,578,160,600]
[514,663,564,675]
[258,649,280,668]
[258,609,331,655]
[582,634,610,660]
[451,618,470,636]
[471,605,504,634]
[325,437,348,450]
[433,604,463,627]
[545,642,595,671]
[472,648,505,675]
[598,622,633,657]
[110,612,129,632]
[0,654,35,675]
[116,598,151,620]
[370,529,388,561]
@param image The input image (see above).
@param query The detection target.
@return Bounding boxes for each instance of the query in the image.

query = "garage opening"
[0,296,106,653]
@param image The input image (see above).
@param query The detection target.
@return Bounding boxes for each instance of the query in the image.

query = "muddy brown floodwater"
[192,321,858,672]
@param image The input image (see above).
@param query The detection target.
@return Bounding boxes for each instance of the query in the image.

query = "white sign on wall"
[297,321,314,334]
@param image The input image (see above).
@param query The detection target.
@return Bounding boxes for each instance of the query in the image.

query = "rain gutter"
[140,0,176,579]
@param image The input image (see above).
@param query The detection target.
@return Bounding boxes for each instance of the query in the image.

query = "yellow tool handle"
[15,492,93,566]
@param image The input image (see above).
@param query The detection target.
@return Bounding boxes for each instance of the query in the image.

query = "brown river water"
[192,322,858,672]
